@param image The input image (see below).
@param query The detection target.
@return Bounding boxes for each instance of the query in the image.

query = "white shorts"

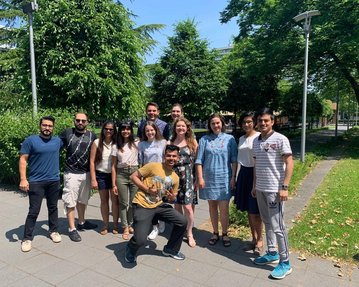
[62,172,91,208]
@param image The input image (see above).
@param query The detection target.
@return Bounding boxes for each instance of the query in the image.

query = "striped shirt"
[253,132,292,192]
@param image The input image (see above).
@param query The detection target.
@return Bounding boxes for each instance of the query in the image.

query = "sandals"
[129,226,134,234]
[112,226,119,235]
[253,245,263,256]
[122,226,130,240]
[208,232,220,245]
[222,233,231,247]
[187,234,196,248]
[100,226,108,235]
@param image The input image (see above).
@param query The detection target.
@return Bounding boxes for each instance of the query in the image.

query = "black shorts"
[95,171,112,190]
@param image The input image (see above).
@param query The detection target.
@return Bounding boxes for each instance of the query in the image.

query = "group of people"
[19,103,294,280]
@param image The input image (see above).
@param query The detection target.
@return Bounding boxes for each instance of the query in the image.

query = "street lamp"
[23,0,38,119]
[293,10,320,162]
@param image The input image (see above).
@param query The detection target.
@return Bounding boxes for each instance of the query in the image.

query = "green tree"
[0,0,24,112]
[151,19,228,120]
[15,0,149,119]
[220,0,359,104]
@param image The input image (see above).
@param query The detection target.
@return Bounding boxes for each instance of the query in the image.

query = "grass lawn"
[289,128,359,263]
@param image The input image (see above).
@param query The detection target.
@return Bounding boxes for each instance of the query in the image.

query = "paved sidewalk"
[0,127,358,286]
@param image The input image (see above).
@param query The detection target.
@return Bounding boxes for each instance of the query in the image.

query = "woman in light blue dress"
[195,113,238,247]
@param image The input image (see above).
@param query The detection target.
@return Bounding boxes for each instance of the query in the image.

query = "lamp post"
[293,10,320,162]
[22,0,38,119]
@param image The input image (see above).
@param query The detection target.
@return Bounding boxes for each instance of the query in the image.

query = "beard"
[40,130,52,138]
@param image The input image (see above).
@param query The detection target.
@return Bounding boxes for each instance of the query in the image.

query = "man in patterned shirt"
[252,107,294,279]
[60,112,97,242]
[125,145,187,264]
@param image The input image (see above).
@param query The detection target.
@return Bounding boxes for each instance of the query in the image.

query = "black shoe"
[162,246,185,260]
[125,245,137,264]
[69,230,82,242]
[77,220,98,231]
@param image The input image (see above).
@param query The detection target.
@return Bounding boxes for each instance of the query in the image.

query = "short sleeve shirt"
[253,132,292,192]
[132,162,179,208]
[20,135,63,182]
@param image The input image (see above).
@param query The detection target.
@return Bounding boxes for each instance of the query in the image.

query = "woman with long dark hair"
[90,121,119,235]
[111,121,139,240]
[235,112,263,255]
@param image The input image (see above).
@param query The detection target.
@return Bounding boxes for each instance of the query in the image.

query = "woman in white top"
[90,121,119,235]
[234,112,263,254]
[138,121,167,240]
[111,121,139,240]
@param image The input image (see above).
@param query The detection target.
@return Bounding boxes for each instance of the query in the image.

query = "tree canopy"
[221,0,359,105]
[151,19,228,120]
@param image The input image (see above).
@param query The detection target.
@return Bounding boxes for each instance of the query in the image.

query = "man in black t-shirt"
[60,112,97,242]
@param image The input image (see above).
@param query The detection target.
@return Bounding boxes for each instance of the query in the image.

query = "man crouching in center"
[125,144,187,264]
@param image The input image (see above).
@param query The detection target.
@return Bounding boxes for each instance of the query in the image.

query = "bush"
[229,201,249,227]
[0,108,75,185]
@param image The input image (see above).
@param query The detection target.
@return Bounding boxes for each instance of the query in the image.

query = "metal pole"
[29,11,37,119]
[300,18,310,162]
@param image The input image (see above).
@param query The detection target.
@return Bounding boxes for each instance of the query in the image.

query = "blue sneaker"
[271,261,293,279]
[162,246,185,260]
[253,251,280,265]
[125,245,136,264]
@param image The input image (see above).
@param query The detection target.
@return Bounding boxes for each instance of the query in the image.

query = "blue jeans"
[23,180,61,240]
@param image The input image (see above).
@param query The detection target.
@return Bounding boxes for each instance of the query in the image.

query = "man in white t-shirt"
[252,108,294,280]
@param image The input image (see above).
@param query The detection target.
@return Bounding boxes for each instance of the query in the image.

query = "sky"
[122,0,238,64]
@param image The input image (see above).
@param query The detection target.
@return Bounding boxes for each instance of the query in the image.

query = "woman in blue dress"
[195,113,238,247]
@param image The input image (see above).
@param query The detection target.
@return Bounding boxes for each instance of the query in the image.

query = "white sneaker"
[50,232,62,243]
[158,221,165,233]
[21,240,32,252]
[148,225,159,240]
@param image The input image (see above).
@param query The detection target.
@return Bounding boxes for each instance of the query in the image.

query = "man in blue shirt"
[137,102,170,140]
[19,116,63,252]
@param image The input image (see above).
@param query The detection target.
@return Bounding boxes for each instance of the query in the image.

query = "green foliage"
[14,0,150,120]
[0,108,74,184]
[290,128,359,262]
[221,0,359,105]
[229,202,249,227]
[151,19,229,120]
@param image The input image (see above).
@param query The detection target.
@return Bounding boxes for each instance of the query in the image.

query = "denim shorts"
[96,171,112,190]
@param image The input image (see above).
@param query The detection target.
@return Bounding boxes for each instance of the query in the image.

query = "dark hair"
[239,111,256,126]
[40,115,55,125]
[146,102,159,111]
[170,117,196,153]
[142,121,163,141]
[207,113,226,133]
[171,103,183,113]
[116,121,137,152]
[74,112,89,120]
[165,144,180,153]
[256,107,274,121]
[95,121,117,165]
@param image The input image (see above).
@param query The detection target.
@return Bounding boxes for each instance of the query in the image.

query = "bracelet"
[282,184,289,190]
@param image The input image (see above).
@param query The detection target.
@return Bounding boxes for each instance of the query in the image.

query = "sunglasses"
[75,119,87,123]
[104,128,114,131]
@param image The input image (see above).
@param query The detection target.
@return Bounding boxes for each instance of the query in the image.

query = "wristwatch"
[282,184,289,190]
